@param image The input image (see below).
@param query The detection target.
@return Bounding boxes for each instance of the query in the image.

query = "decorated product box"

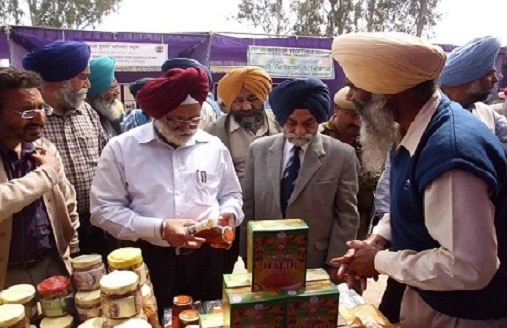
[247,219,308,292]
[285,280,340,328]
[223,286,286,328]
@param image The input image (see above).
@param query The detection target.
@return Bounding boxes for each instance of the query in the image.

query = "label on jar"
[76,305,102,322]
[73,264,105,291]
[103,295,140,319]
[39,294,74,317]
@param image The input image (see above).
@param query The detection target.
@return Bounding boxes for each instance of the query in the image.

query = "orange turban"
[137,67,209,119]
[331,32,446,94]
[217,66,272,108]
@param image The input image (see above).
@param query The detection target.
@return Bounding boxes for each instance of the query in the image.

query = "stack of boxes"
[209,218,340,328]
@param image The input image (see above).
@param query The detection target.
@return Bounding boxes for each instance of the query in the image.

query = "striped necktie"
[281,146,301,217]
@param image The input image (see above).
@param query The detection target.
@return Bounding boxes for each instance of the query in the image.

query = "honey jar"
[172,295,193,328]
[100,270,142,319]
[0,304,28,328]
[71,254,106,291]
[107,248,149,285]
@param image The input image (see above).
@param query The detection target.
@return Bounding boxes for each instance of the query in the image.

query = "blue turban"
[439,36,501,87]
[269,78,330,126]
[22,40,91,82]
[88,56,116,97]
[161,58,213,89]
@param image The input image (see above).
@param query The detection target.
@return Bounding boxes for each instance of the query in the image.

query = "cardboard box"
[247,219,308,292]
[285,280,340,328]
[223,286,286,327]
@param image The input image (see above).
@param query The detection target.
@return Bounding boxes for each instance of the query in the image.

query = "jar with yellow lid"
[141,283,160,328]
[39,314,73,328]
[77,317,106,328]
[0,284,37,321]
[100,270,142,319]
[71,254,106,291]
[75,289,102,321]
[0,304,28,328]
[107,248,149,285]
[178,308,200,327]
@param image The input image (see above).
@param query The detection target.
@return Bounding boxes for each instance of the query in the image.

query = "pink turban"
[137,67,209,119]
[332,32,446,94]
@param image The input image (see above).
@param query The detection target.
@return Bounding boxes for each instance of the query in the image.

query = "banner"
[87,42,167,72]
[248,46,334,79]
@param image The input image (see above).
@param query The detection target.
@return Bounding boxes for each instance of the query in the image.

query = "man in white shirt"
[331,32,507,327]
[90,66,244,320]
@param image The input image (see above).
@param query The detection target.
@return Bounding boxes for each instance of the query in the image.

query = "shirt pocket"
[183,171,220,205]
[77,136,100,165]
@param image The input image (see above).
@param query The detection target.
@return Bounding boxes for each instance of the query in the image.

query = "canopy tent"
[2,25,506,104]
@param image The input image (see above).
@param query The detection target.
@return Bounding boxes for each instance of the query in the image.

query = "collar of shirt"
[228,112,269,136]
[398,91,441,156]
[0,141,35,159]
[134,122,211,147]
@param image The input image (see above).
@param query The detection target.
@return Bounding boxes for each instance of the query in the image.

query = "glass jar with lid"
[75,289,102,321]
[0,284,37,320]
[100,270,142,319]
[0,304,28,328]
[39,314,73,328]
[107,248,149,285]
[36,276,74,317]
[178,308,200,327]
[71,254,106,291]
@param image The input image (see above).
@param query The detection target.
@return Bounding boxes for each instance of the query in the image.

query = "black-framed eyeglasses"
[6,104,54,119]
[163,116,201,127]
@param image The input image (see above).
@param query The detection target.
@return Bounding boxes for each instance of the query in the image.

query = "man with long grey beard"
[241,78,359,279]
[373,35,507,324]
[86,55,122,137]
[22,40,110,257]
[90,67,243,321]
[331,32,507,327]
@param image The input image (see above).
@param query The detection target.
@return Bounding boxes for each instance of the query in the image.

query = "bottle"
[186,218,234,249]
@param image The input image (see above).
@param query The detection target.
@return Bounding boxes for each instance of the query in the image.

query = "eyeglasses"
[164,116,201,127]
[6,104,53,119]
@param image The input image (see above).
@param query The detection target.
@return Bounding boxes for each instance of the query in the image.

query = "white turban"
[331,32,446,94]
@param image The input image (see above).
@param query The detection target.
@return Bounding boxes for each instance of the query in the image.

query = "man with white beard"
[86,55,122,137]
[90,66,243,320]
[22,40,109,257]
[241,78,359,279]
[330,32,507,327]
[373,35,507,324]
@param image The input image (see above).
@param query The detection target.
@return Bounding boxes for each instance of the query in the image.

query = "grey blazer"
[241,133,360,268]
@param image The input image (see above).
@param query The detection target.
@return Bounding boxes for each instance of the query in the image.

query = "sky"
[96,0,507,46]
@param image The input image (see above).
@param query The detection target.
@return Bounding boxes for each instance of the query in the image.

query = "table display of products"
[0,247,158,328]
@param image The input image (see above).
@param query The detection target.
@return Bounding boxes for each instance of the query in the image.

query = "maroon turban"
[137,67,209,119]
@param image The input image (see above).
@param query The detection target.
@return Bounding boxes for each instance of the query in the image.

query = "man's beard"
[154,120,197,146]
[355,94,396,175]
[55,80,88,109]
[91,96,121,122]
[465,80,492,108]
[231,108,265,131]
[284,132,315,147]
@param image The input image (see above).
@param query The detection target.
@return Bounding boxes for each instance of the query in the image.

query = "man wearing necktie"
[241,78,360,280]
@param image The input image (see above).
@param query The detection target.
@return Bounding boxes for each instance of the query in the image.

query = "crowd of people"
[1,32,507,327]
